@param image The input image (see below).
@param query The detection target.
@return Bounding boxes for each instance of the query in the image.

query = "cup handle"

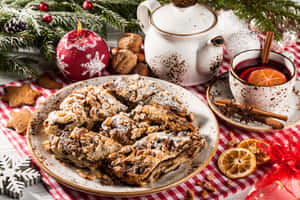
[282,51,294,62]
[137,0,161,34]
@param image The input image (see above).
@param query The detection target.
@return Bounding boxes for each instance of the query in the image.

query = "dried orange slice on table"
[218,148,256,179]
[238,138,270,165]
[247,68,287,86]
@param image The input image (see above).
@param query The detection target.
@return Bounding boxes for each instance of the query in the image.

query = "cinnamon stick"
[215,99,288,121]
[255,115,284,129]
[261,32,274,64]
[215,102,284,129]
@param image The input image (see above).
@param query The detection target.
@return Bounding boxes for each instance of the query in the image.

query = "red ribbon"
[253,136,300,198]
[268,137,300,175]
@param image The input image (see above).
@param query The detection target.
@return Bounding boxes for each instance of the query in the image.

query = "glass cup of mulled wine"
[229,49,296,115]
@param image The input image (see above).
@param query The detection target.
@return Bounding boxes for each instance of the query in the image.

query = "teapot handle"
[137,0,161,34]
[210,36,225,47]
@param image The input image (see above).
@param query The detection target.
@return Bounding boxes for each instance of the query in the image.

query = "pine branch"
[92,0,142,5]
[0,6,45,36]
[93,3,130,32]
[198,0,300,40]
[6,0,34,8]
[0,0,298,79]
[24,1,80,12]
[0,32,36,52]
[38,26,66,61]
[49,11,106,33]
[39,35,58,62]
[0,53,39,79]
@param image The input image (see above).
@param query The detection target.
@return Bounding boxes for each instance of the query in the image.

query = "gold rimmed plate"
[27,75,219,197]
[207,73,300,132]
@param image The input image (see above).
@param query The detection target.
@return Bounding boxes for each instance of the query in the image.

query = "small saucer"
[207,73,300,132]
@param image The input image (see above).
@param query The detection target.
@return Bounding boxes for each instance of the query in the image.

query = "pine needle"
[0,53,39,79]
[0,0,298,79]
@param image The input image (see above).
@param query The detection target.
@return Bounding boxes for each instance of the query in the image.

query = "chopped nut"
[228,138,238,147]
[87,174,96,180]
[228,131,235,138]
[226,180,232,187]
[132,63,149,76]
[135,52,145,62]
[204,181,216,192]
[200,189,208,197]
[111,47,119,56]
[206,173,214,181]
[185,189,195,200]
[195,181,204,186]
[77,169,88,179]
[188,113,195,122]
[42,141,51,152]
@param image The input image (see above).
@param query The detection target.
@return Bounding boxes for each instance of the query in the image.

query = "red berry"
[42,14,52,24]
[39,2,49,12]
[83,1,93,10]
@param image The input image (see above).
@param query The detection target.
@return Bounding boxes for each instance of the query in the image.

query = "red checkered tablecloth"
[0,37,299,200]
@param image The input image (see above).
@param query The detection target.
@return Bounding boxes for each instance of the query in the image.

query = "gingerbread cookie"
[7,109,32,133]
[1,84,41,107]
[37,75,63,89]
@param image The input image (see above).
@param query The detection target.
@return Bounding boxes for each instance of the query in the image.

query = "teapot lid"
[150,2,217,36]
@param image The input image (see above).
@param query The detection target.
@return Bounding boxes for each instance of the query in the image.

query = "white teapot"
[137,0,224,86]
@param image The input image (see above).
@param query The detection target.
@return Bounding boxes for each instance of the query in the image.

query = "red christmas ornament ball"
[39,2,49,12]
[42,14,52,23]
[83,1,93,10]
[56,29,109,81]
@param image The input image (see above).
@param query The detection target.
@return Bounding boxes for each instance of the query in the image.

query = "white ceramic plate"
[27,75,219,197]
[207,73,300,132]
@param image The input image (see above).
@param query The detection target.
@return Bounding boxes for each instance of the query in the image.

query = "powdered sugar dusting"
[28,75,219,194]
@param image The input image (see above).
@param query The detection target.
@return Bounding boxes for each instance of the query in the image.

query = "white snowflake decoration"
[81,51,106,77]
[56,50,70,75]
[0,155,40,199]
[64,35,102,51]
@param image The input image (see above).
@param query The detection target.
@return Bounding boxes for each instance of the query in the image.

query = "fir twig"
[0,0,298,79]
[0,53,39,79]
[0,32,36,51]
[93,3,129,32]
[199,0,300,40]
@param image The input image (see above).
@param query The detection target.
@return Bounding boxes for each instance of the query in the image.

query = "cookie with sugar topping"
[7,108,32,133]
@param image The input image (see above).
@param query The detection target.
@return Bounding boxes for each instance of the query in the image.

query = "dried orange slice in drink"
[247,68,287,86]
[238,138,270,165]
[218,148,256,179]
